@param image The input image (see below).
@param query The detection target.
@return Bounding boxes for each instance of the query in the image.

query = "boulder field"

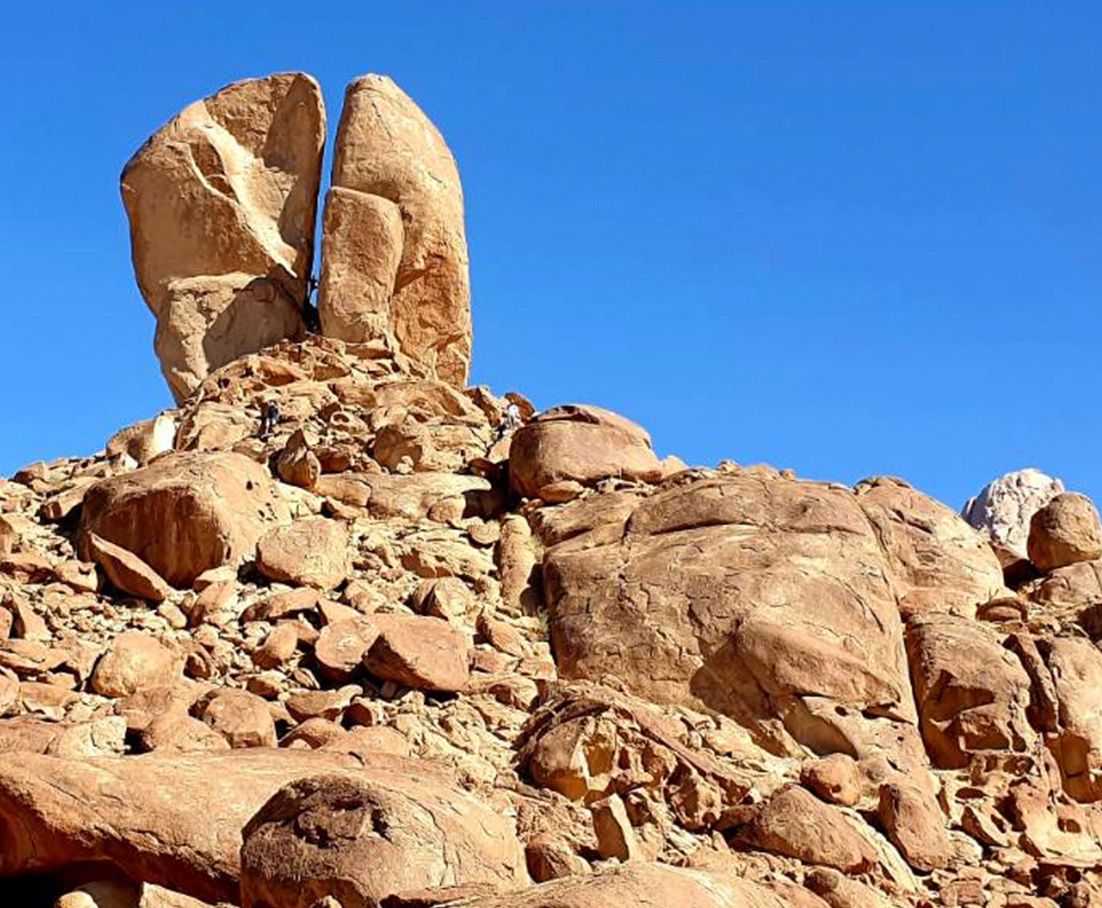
[3,71,1102,908]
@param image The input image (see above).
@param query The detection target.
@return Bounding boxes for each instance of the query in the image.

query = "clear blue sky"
[2,3,1099,512]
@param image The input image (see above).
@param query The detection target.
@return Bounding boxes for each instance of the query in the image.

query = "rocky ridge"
[3,71,1102,908]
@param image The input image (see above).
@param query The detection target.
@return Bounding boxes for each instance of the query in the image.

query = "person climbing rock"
[258,401,281,440]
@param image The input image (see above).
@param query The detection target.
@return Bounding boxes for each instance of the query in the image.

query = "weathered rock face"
[321,74,471,387]
[79,452,290,588]
[1028,492,1102,574]
[540,469,915,759]
[905,613,1035,769]
[509,405,663,500]
[962,468,1065,564]
[121,73,325,400]
[239,773,527,908]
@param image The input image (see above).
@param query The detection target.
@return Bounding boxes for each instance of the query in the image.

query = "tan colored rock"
[121,73,325,400]
[106,412,178,467]
[590,794,642,861]
[855,475,1005,616]
[498,514,537,613]
[80,452,290,588]
[0,750,508,905]
[256,518,349,590]
[317,186,402,347]
[875,782,952,872]
[192,688,276,748]
[275,430,321,490]
[322,74,471,386]
[140,713,232,753]
[91,631,178,698]
[540,472,914,761]
[905,613,1035,769]
[1029,492,1102,573]
[1045,636,1102,802]
[86,533,171,602]
[439,862,789,908]
[239,772,527,908]
[509,405,663,499]
[314,617,379,683]
[805,868,892,908]
[731,785,877,873]
[363,614,470,692]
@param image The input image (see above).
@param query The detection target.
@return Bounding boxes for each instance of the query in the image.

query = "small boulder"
[363,614,470,693]
[875,783,953,872]
[275,430,321,490]
[257,518,350,590]
[90,631,178,698]
[86,533,171,602]
[193,688,277,748]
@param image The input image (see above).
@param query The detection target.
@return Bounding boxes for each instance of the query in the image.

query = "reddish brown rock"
[256,518,350,590]
[192,688,277,748]
[363,614,470,693]
[90,631,178,698]
[85,533,171,602]
[875,782,953,872]
[275,430,321,490]
[240,772,527,908]
[80,452,290,588]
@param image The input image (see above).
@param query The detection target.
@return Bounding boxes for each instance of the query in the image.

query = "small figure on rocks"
[258,401,281,441]
[497,402,522,442]
[302,276,321,333]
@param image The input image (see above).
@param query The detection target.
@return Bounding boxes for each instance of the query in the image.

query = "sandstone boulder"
[875,782,952,872]
[121,73,325,400]
[509,405,662,499]
[321,75,470,386]
[90,631,178,699]
[402,862,788,908]
[363,614,470,693]
[1045,637,1102,802]
[1028,493,1102,574]
[80,452,290,588]
[540,471,914,760]
[240,772,527,908]
[730,785,877,873]
[85,533,171,602]
[905,613,1034,768]
[0,750,515,905]
[963,469,1065,564]
[256,518,350,589]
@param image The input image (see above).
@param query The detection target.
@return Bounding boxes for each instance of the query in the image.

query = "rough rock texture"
[240,773,527,908]
[963,468,1065,565]
[80,452,290,588]
[5,71,1102,908]
[321,75,471,387]
[1028,492,1102,574]
[121,73,325,401]
[509,405,663,499]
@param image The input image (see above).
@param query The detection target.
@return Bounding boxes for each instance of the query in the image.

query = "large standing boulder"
[121,73,325,401]
[0,750,524,906]
[1028,492,1102,574]
[1045,637,1102,802]
[320,74,471,387]
[509,405,663,500]
[79,452,291,588]
[239,773,527,908]
[962,468,1065,565]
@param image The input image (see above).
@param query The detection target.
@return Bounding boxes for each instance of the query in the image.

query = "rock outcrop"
[4,68,1102,908]
[963,468,1065,566]
[121,73,325,401]
[320,74,471,387]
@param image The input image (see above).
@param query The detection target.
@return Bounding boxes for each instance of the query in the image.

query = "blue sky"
[1,2,1099,511]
